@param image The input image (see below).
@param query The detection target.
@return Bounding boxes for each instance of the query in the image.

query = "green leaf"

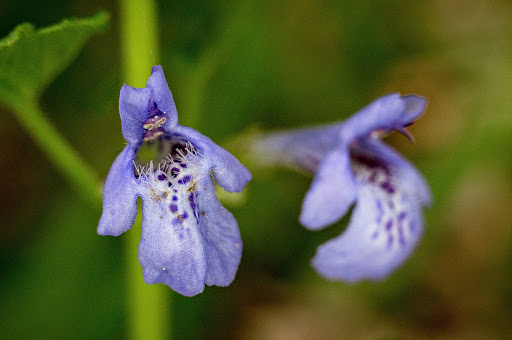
[0,11,109,109]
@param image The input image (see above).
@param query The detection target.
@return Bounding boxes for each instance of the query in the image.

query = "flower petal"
[312,147,425,282]
[402,94,428,119]
[300,147,357,230]
[361,138,431,206]
[146,65,178,130]
[210,147,252,193]
[137,175,207,297]
[172,125,252,192]
[340,93,427,143]
[196,177,243,287]
[251,123,342,173]
[98,144,139,236]
[119,84,152,143]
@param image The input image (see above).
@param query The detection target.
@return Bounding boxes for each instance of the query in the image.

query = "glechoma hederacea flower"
[98,66,251,296]
[253,93,431,282]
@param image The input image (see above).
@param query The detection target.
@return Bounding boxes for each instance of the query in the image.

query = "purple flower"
[98,66,251,296]
[253,93,431,282]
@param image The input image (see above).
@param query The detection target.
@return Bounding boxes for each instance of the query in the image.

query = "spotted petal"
[300,147,357,230]
[137,170,207,297]
[97,144,139,236]
[361,138,431,206]
[312,147,425,281]
[99,65,251,296]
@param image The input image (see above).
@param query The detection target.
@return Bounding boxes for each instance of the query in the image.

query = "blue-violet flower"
[98,66,252,296]
[253,93,431,282]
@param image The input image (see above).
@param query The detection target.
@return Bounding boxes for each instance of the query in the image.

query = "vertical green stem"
[120,0,171,339]
[120,0,159,86]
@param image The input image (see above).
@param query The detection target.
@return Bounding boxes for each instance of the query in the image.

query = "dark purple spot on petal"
[385,220,393,231]
[171,167,180,177]
[178,175,191,185]
[182,212,188,220]
[398,211,406,220]
[168,182,173,187]
[172,196,177,201]
[381,181,395,194]
[188,193,195,206]
[180,163,187,169]
[157,173,167,181]
[188,194,199,218]
[170,204,178,213]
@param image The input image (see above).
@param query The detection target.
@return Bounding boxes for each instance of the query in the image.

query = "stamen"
[143,116,167,130]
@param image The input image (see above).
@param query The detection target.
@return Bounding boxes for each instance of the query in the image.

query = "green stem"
[120,0,171,339]
[11,100,101,207]
[120,0,159,87]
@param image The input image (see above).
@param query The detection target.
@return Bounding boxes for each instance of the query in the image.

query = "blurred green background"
[1,0,512,338]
